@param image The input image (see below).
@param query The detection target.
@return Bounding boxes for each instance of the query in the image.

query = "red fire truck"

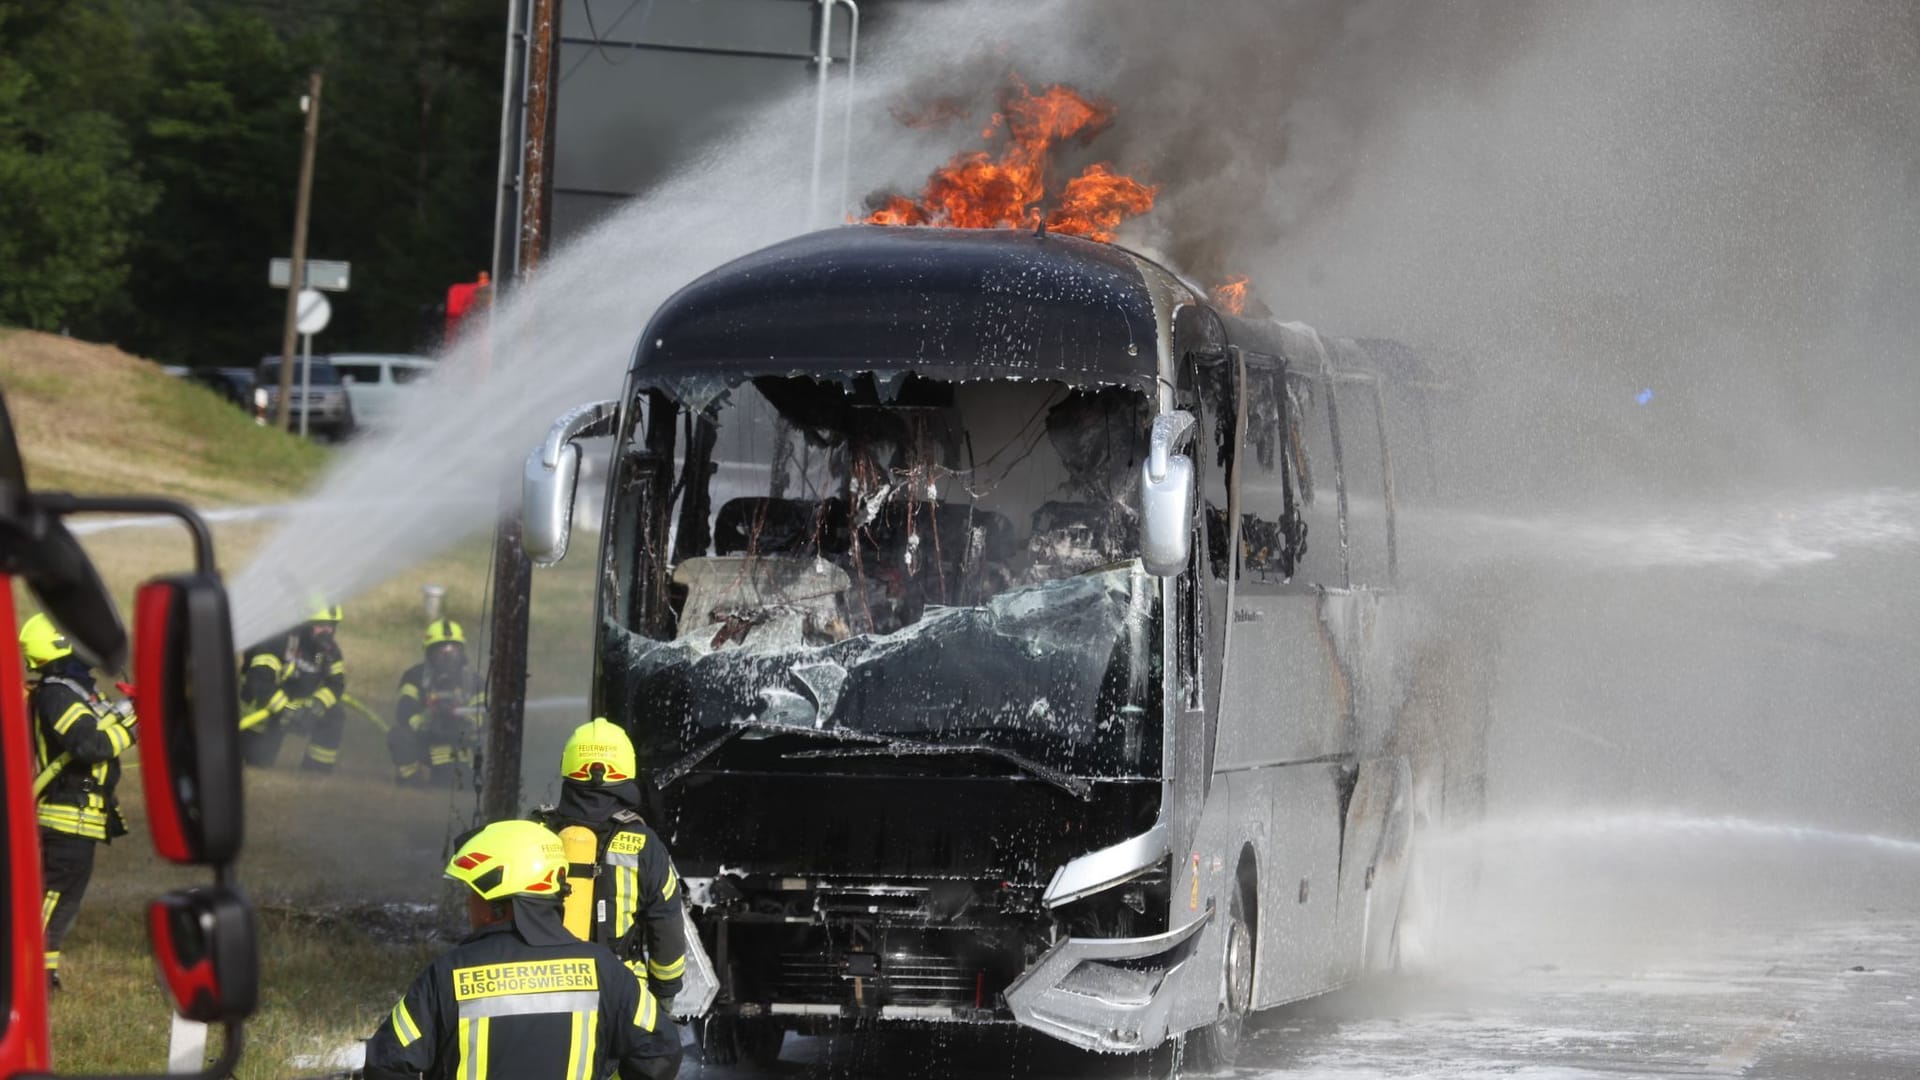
[0,389,258,1077]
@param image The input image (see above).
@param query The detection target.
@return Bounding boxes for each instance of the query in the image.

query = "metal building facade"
[495,0,868,282]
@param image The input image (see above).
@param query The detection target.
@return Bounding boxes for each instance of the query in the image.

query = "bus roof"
[632,225,1201,390]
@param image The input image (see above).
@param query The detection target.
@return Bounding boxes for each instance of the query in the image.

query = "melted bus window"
[1285,372,1347,589]
[602,375,1164,781]
[1335,379,1392,587]
[1237,354,1304,584]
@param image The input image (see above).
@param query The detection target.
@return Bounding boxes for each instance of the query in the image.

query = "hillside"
[0,329,328,504]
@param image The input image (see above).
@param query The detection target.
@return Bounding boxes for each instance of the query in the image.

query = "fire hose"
[237,692,384,733]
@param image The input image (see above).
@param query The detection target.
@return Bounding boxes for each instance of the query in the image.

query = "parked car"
[195,366,257,408]
[254,356,354,440]
[160,365,256,409]
[328,354,435,430]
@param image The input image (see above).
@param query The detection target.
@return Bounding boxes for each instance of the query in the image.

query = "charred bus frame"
[523,225,1468,1064]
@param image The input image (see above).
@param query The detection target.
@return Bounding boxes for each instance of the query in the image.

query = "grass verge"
[0,329,328,502]
[36,507,602,1074]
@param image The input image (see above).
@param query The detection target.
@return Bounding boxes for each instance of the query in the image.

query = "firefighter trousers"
[40,829,96,975]
[240,704,346,772]
[240,722,288,768]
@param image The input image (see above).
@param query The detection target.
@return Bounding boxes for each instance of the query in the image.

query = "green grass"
[52,776,447,1078]
[9,343,606,1068]
[43,520,604,1075]
[0,329,328,502]
[8,325,607,1073]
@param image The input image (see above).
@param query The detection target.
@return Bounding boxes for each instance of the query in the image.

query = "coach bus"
[523,224,1483,1067]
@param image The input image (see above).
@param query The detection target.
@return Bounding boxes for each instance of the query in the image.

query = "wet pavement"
[686,893,1920,1078]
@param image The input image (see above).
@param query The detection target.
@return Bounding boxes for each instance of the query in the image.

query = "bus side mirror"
[134,575,243,865]
[149,886,258,1023]
[524,440,582,566]
[1141,410,1197,577]
[523,400,619,566]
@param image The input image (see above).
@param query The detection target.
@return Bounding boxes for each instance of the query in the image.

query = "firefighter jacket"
[30,660,134,841]
[533,798,688,1000]
[396,663,486,768]
[364,918,679,1080]
[239,626,346,732]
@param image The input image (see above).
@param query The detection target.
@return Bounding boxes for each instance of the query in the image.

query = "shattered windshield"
[599,374,1163,783]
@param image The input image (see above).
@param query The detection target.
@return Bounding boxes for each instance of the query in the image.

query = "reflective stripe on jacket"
[363,920,679,1080]
[532,810,689,999]
[396,662,486,758]
[30,669,132,841]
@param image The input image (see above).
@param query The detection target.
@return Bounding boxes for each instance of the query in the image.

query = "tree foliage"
[0,0,505,362]
[0,2,156,330]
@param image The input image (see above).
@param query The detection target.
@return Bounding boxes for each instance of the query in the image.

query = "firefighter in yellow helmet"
[21,613,138,990]
[391,618,486,786]
[532,719,688,1010]
[238,603,349,773]
[364,820,681,1080]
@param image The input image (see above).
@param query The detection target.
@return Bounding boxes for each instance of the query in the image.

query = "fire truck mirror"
[2,393,130,668]
[147,886,259,1024]
[17,517,128,672]
[134,575,244,865]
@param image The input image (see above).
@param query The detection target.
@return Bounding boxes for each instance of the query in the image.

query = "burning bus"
[522,223,1479,1065]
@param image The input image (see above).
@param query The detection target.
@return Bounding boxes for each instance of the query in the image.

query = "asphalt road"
[685,843,1920,1079]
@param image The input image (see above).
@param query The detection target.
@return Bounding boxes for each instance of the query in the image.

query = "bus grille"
[768,951,977,1007]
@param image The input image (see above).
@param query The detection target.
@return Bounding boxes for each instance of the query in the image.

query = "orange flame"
[1211,276,1250,315]
[868,79,1156,242]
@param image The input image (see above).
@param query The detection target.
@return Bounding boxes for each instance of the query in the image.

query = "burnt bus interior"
[596,371,1169,1017]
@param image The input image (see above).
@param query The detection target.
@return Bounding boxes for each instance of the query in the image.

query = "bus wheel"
[1189,887,1254,1069]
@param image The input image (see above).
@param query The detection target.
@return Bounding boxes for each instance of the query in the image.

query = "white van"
[330,354,435,430]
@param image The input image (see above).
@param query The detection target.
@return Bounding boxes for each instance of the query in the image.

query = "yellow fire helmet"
[308,603,344,624]
[445,820,568,902]
[423,618,466,648]
[19,613,74,668]
[561,717,637,785]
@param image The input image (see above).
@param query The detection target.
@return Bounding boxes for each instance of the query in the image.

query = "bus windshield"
[599,374,1162,781]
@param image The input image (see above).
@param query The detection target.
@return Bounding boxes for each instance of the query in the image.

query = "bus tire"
[1188,885,1254,1069]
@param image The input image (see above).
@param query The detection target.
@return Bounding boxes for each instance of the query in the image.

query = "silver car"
[254,357,354,439]
[329,354,435,431]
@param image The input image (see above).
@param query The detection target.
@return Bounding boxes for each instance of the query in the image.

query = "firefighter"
[364,820,681,1080]
[21,613,137,990]
[391,618,486,786]
[533,719,687,1011]
[238,603,349,773]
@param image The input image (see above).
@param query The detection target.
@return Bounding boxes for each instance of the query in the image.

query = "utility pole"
[276,70,324,432]
[481,0,560,824]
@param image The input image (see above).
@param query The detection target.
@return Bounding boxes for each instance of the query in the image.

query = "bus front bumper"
[1003,907,1213,1054]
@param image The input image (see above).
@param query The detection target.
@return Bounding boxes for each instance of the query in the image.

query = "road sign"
[295,289,331,335]
[270,258,351,291]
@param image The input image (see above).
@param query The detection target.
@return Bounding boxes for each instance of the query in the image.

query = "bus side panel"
[0,582,52,1072]
[1231,763,1346,1011]
[1329,755,1413,984]
[1214,593,1349,769]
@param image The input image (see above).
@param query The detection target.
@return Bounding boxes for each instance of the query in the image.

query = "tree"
[305,0,504,353]
[0,2,156,331]
[2,0,507,359]
[109,7,310,364]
